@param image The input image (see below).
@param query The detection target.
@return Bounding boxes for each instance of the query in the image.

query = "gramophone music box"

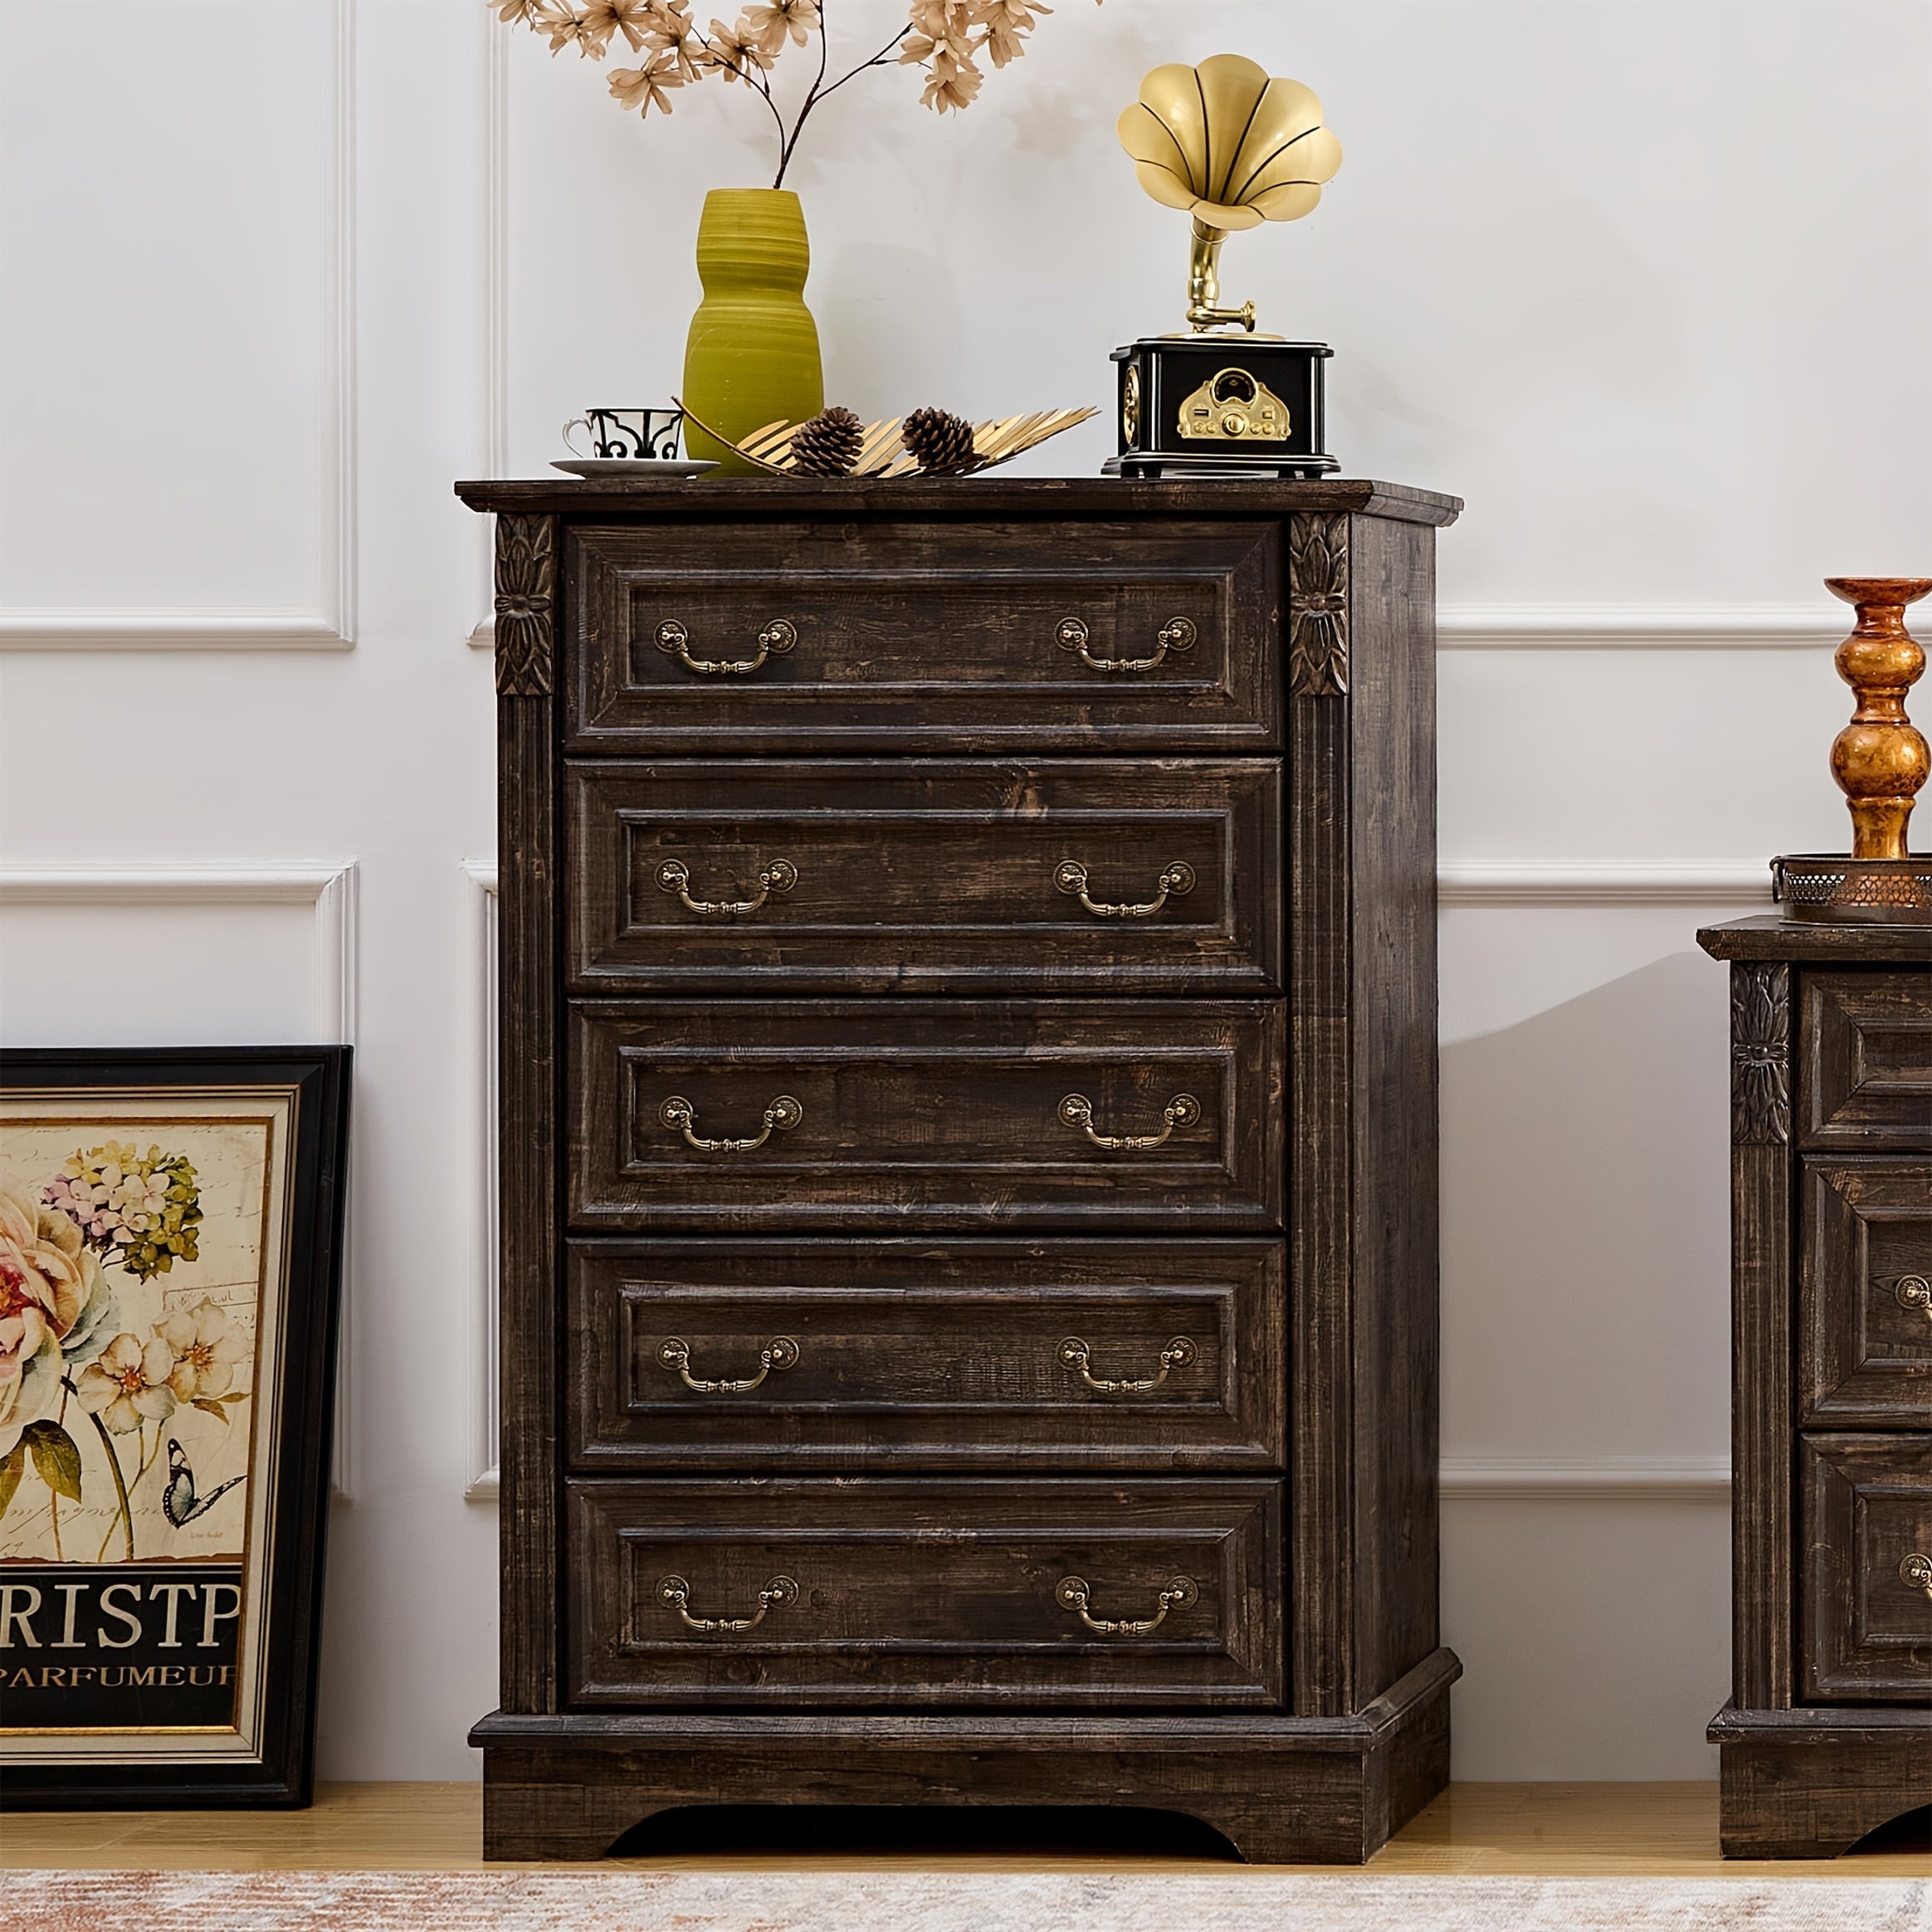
[1106,54,1343,479]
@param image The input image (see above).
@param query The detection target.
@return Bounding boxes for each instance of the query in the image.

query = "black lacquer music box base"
[1105,336,1337,479]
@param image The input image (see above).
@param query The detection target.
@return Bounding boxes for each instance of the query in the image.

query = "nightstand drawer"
[566,1477,1284,1710]
[567,520,1281,753]
[566,1238,1286,1471]
[1800,1160,1932,1424]
[1802,973,1932,1149]
[566,759,1282,996]
[569,999,1285,1232]
[1800,1434,1932,1702]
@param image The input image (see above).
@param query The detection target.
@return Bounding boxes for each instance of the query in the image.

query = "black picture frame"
[0,1046,350,1807]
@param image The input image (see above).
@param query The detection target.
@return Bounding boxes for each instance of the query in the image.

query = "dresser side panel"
[1344,511,1442,1707]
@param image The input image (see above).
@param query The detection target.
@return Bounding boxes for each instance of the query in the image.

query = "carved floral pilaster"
[495,515,556,698]
[1288,512,1349,697]
[1732,960,1791,1146]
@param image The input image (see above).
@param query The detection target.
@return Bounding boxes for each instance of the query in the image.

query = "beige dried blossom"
[491,0,1102,183]
[609,48,686,115]
[696,15,773,83]
[743,0,818,56]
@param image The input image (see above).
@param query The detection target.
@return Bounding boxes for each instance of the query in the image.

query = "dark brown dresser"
[1699,915,1932,1857]
[459,475,1461,1862]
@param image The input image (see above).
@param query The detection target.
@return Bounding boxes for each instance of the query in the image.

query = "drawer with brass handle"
[1799,1433,1932,1701]
[566,1476,1282,1709]
[1799,1159,1932,1424]
[566,1239,1286,1470]
[568,520,1280,753]
[569,999,1283,1232]
[567,760,1281,995]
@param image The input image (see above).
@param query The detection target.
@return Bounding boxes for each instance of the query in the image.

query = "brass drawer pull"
[1058,1334,1197,1394]
[656,616,798,676]
[1056,1573,1198,1637]
[656,856,798,917]
[660,1093,803,1152]
[1058,1091,1199,1151]
[657,1334,800,1393]
[1055,613,1197,673]
[1055,858,1195,920]
[658,1573,798,1633]
[1895,1274,1931,1320]
[1903,1554,1932,1601]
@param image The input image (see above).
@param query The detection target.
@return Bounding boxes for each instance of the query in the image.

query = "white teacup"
[563,407,682,461]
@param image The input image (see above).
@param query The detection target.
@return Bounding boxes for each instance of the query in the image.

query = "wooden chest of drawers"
[1699,920,1932,1856]
[461,476,1462,1862]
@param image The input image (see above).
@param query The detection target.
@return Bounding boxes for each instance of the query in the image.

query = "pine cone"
[788,405,864,476]
[902,406,979,476]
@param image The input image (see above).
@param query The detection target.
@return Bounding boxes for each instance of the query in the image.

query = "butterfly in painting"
[162,1437,246,1529]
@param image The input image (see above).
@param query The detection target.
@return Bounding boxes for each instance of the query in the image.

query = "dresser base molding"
[472,1647,1458,1866]
[1709,1705,1932,1859]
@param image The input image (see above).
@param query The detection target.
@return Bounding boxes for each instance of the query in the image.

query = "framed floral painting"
[0,1048,349,1806]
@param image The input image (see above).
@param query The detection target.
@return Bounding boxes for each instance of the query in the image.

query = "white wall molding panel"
[1437,607,1840,649]
[0,0,357,651]
[1438,862,1773,908]
[1441,1456,1730,1502]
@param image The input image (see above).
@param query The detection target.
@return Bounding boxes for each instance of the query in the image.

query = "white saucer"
[551,457,719,479]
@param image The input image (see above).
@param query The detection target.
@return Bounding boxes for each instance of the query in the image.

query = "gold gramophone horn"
[1117,53,1343,332]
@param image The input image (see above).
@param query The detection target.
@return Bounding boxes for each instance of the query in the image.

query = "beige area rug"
[7,1871,1928,1931]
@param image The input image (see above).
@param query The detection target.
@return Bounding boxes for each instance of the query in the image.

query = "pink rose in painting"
[0,1190,91,1455]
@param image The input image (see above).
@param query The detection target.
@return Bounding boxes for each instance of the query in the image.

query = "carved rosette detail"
[1731,961,1791,1146]
[495,515,556,697]
[1288,513,1349,697]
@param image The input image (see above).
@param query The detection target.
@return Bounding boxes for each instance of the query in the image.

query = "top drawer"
[1803,972,1932,1149]
[566,520,1281,753]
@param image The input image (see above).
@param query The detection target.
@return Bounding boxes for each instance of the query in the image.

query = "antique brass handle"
[656,616,797,676]
[1058,1334,1197,1394]
[1055,859,1196,920]
[1058,1091,1200,1151]
[657,1335,800,1393]
[660,1093,803,1152]
[1055,614,1197,674]
[657,1573,799,1633]
[1056,1573,1198,1637]
[1901,1554,1932,1601]
[1896,1274,1932,1321]
[656,857,798,918]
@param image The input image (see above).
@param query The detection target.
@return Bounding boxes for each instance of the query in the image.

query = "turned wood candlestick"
[1823,576,1930,859]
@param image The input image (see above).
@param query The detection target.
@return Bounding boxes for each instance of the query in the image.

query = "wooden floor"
[2,1783,1927,1876]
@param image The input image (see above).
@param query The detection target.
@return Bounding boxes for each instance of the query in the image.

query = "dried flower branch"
[499,0,1104,188]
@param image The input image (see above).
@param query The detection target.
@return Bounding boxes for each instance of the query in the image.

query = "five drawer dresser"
[460,475,1463,1862]
[1699,916,1932,1856]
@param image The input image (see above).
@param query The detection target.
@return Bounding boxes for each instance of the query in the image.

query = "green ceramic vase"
[681,188,823,475]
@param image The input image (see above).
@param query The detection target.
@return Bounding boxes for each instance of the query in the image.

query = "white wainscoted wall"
[1,0,1925,1783]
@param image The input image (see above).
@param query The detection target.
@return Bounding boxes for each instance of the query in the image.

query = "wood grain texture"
[1799,1159,1932,1423]
[456,475,1465,528]
[568,520,1282,754]
[1801,971,1932,1147]
[497,690,560,1713]
[569,999,1286,1232]
[1710,1706,1932,1858]
[494,515,555,697]
[1701,922,1932,1858]
[478,481,1457,1861]
[567,1239,1286,1471]
[1798,1432,1932,1700]
[566,759,1282,995]
[474,1649,1461,1863]
[566,1477,1283,1710]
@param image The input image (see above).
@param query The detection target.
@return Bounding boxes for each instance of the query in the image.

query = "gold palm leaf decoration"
[1118,52,1342,332]
[676,401,1098,479]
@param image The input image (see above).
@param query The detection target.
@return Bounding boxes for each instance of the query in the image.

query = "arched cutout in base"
[1846,1803,1931,1857]
[606,1803,1245,1862]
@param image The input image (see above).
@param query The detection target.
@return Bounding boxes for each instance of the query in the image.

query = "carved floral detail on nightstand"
[1288,513,1349,697]
[495,515,556,697]
[1731,960,1791,1145]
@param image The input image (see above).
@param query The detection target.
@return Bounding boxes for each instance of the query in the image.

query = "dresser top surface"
[1698,913,1932,963]
[455,474,1462,528]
